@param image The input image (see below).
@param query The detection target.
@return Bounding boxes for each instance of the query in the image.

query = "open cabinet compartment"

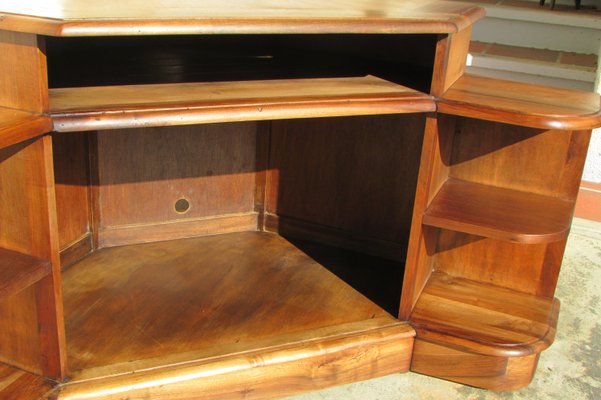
[51,112,426,396]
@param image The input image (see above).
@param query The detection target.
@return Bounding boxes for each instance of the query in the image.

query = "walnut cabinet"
[0,1,600,399]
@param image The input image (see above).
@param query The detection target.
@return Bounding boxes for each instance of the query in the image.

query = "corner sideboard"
[0,1,600,399]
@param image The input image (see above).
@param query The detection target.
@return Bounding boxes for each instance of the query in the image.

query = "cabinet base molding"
[53,323,414,400]
[411,339,539,391]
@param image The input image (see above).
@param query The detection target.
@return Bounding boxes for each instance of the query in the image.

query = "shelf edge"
[51,97,436,132]
[422,179,574,244]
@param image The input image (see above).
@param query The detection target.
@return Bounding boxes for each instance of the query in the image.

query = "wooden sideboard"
[0,1,599,399]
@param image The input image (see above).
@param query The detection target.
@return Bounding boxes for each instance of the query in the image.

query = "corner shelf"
[0,247,52,301]
[437,74,601,130]
[423,179,574,243]
[48,76,435,132]
[0,107,52,150]
[411,272,558,357]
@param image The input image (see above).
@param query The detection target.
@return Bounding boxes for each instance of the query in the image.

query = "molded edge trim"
[412,298,559,358]
[436,100,601,131]
[51,98,436,132]
[54,322,414,400]
[0,7,485,37]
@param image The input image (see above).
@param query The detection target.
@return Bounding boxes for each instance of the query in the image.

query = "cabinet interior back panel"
[268,114,425,249]
[94,123,258,229]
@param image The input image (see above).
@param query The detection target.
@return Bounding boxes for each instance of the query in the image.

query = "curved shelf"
[411,272,559,358]
[49,76,435,132]
[437,74,601,130]
[0,107,52,150]
[0,247,51,301]
[0,1,484,36]
[423,179,574,244]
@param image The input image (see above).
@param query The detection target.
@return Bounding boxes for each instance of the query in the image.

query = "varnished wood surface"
[52,133,91,254]
[267,114,425,255]
[423,179,574,244]
[449,119,591,201]
[0,362,54,400]
[0,108,51,151]
[56,322,413,400]
[0,0,484,36]
[0,248,51,301]
[398,114,453,319]
[411,272,558,357]
[438,74,601,130]
[434,232,567,297]
[90,124,258,248]
[0,31,48,113]
[49,76,435,132]
[411,339,539,391]
[62,231,398,377]
[0,138,66,378]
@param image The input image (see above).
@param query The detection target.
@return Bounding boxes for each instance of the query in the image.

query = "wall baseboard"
[575,181,601,222]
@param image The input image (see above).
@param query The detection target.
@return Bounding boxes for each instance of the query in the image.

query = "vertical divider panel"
[398,114,455,319]
[0,31,66,379]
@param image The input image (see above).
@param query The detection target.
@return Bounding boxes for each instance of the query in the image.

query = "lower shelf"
[59,231,414,399]
[411,272,559,357]
[409,272,559,390]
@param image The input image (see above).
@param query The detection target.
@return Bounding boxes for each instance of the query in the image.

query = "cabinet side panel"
[94,124,258,247]
[52,133,92,265]
[0,288,41,374]
[267,114,425,259]
[398,114,454,319]
[0,138,66,378]
[430,28,472,97]
[0,31,47,113]
[450,119,591,201]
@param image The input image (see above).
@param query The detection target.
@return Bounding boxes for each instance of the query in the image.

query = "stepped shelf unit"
[0,1,600,399]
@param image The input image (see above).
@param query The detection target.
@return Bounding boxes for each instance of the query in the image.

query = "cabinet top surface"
[0,0,484,36]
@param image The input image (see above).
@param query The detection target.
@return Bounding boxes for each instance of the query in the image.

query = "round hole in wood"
[174,198,190,214]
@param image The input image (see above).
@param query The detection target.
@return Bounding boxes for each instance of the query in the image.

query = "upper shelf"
[0,0,484,36]
[49,76,435,132]
[423,179,574,244]
[0,247,51,301]
[437,74,601,130]
[0,107,52,150]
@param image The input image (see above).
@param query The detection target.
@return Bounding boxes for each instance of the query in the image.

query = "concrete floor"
[286,218,601,400]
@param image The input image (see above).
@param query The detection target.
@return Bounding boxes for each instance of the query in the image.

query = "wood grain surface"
[0,248,51,301]
[0,108,51,151]
[49,76,435,132]
[0,362,54,400]
[423,179,574,244]
[62,231,397,376]
[438,74,601,130]
[0,31,48,113]
[0,0,484,36]
[411,272,558,357]
[411,339,539,390]
[267,114,425,251]
[90,123,258,247]
[56,322,413,400]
